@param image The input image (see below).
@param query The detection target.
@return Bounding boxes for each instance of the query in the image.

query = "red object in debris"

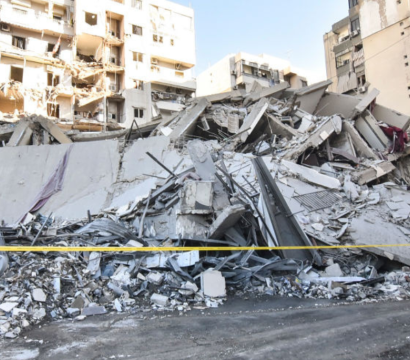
[381,126,409,153]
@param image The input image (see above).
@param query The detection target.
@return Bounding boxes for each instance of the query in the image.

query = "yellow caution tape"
[0,244,408,252]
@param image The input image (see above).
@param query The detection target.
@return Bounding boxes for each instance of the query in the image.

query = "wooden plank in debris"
[37,117,72,144]
[168,98,209,142]
[238,98,270,143]
[6,120,33,147]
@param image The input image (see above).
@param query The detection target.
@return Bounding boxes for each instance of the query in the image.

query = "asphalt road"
[2,297,410,360]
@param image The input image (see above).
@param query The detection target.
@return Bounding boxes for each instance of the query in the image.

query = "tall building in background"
[324,0,410,115]
[0,0,196,128]
[196,52,309,97]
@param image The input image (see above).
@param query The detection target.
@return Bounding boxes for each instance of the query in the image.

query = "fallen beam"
[168,98,209,142]
[284,115,342,160]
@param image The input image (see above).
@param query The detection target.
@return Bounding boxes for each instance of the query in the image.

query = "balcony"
[0,4,73,36]
[149,66,196,91]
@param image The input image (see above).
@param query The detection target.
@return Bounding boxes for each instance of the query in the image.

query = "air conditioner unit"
[358,86,367,93]
[151,58,158,65]
[109,84,117,92]
[231,70,237,75]
[175,63,181,70]
[351,29,360,37]
[1,23,10,32]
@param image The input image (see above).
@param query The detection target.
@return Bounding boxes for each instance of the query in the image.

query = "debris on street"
[2,80,410,339]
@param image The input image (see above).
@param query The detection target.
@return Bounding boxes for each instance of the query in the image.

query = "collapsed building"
[0,0,196,130]
[2,79,410,339]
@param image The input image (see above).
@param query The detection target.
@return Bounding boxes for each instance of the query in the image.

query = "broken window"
[336,56,349,68]
[131,0,142,9]
[12,36,25,50]
[175,71,184,78]
[132,25,143,36]
[349,0,358,8]
[134,80,144,90]
[351,18,360,32]
[153,34,163,43]
[47,103,60,118]
[134,108,144,118]
[10,66,23,82]
[85,12,97,26]
[47,73,60,87]
[132,52,143,62]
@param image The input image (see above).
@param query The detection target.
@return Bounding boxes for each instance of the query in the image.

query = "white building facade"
[197,52,309,97]
[0,0,196,127]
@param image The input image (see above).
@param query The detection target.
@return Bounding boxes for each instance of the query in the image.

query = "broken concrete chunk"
[325,264,344,277]
[146,272,165,285]
[82,305,106,316]
[179,181,213,214]
[150,293,169,307]
[201,270,226,298]
[208,205,246,239]
[0,303,19,313]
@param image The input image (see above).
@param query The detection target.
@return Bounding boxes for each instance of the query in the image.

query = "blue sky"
[172,0,348,81]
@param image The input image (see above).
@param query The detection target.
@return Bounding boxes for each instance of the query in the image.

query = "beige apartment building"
[324,0,410,115]
[196,52,309,97]
[0,0,196,128]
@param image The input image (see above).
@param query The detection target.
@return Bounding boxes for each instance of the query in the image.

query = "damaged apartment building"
[324,0,410,115]
[196,52,310,97]
[0,0,196,131]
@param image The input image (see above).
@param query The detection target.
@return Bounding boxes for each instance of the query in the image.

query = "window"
[349,0,358,8]
[132,25,143,36]
[12,36,25,50]
[131,0,142,9]
[85,12,97,26]
[48,43,60,55]
[132,52,143,62]
[151,65,160,73]
[47,103,60,118]
[10,66,23,82]
[134,108,144,118]
[47,73,60,86]
[351,18,360,32]
[170,39,174,46]
[175,71,184,78]
[336,57,349,68]
[134,80,144,90]
[301,80,308,88]
[53,15,62,21]
[153,34,163,43]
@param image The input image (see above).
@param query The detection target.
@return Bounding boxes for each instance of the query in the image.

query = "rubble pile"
[2,80,410,339]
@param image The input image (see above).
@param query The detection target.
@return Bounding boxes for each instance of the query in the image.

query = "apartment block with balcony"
[324,0,410,115]
[196,52,309,97]
[0,0,196,129]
